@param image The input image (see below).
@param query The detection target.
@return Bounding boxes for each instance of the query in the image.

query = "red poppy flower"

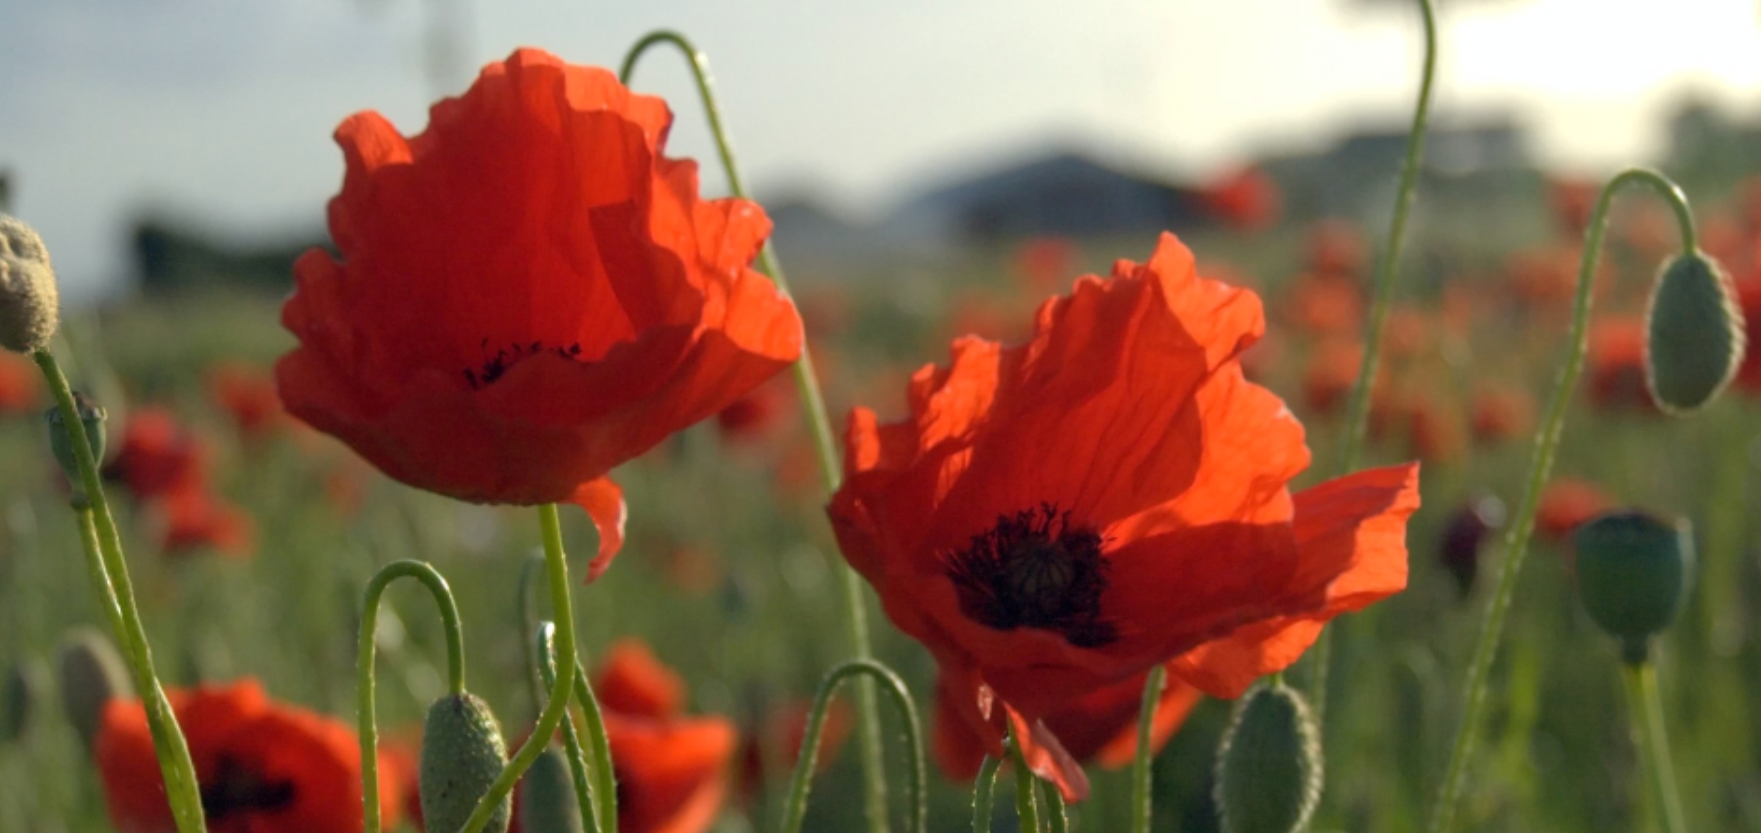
[1470,384,1535,445]
[104,407,209,501]
[158,486,255,559]
[1200,167,1282,231]
[275,47,803,580]
[1303,218,1367,278]
[96,678,399,833]
[594,638,686,720]
[1535,478,1614,544]
[1545,175,1598,237]
[1586,317,1655,411]
[931,663,1203,780]
[207,362,286,442]
[1014,237,1080,295]
[1733,274,1761,393]
[828,233,1420,799]
[0,350,42,415]
[1281,273,1363,338]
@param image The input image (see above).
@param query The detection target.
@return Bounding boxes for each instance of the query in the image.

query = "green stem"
[620,30,888,833]
[567,654,619,833]
[1131,665,1167,833]
[1623,662,1689,833]
[1426,168,1696,833]
[355,559,467,833]
[972,755,1003,833]
[1037,778,1069,833]
[1007,730,1043,833]
[537,622,605,833]
[33,348,206,833]
[459,504,581,833]
[519,552,548,717]
[1310,0,1438,731]
[779,659,926,833]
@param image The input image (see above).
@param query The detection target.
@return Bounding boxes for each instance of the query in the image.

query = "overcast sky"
[3,0,1760,301]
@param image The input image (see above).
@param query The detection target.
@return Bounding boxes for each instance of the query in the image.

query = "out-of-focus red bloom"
[159,487,255,559]
[1282,273,1364,337]
[104,407,209,501]
[931,663,1204,780]
[1545,175,1598,237]
[1397,395,1466,464]
[1304,218,1367,278]
[1504,246,1588,309]
[715,374,794,443]
[207,362,285,442]
[275,47,803,581]
[1470,385,1536,445]
[1201,167,1282,231]
[1586,317,1654,411]
[829,233,1420,799]
[0,350,43,415]
[1381,307,1432,361]
[1014,237,1079,295]
[595,639,686,720]
[96,678,398,833]
[1535,478,1614,543]
[1733,275,1761,394]
[1301,339,1364,417]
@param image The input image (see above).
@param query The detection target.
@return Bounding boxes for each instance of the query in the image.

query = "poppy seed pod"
[56,627,133,752]
[421,692,511,833]
[45,391,106,490]
[519,745,585,833]
[2,657,45,744]
[1645,250,1744,413]
[0,215,57,354]
[1214,683,1323,833]
[1573,510,1692,664]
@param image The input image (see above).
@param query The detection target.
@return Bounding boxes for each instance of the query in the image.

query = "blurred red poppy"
[96,678,399,833]
[1586,317,1654,411]
[1304,219,1367,278]
[104,407,208,501]
[1535,478,1614,544]
[829,233,1420,799]
[1201,167,1282,231]
[1544,175,1598,237]
[0,350,42,415]
[1470,384,1536,445]
[158,486,255,559]
[1281,273,1363,338]
[594,639,686,721]
[207,362,285,442]
[276,47,803,580]
[1733,274,1761,394]
[1014,237,1079,295]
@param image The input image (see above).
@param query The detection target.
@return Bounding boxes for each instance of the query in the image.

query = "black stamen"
[200,756,296,819]
[461,339,587,389]
[944,503,1116,648]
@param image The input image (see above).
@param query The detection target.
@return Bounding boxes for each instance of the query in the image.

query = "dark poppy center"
[200,755,296,819]
[944,504,1117,648]
[463,338,585,389]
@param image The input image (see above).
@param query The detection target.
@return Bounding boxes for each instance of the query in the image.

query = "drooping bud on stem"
[1573,510,1692,665]
[519,745,585,833]
[1214,682,1323,833]
[1645,250,1744,413]
[45,391,106,495]
[421,691,512,833]
[0,215,57,354]
[55,627,133,752]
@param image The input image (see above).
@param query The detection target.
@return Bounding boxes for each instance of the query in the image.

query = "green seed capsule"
[45,391,106,492]
[1214,682,1323,833]
[55,627,133,753]
[420,692,511,833]
[1574,510,1692,664]
[1645,250,1744,414]
[520,745,584,833]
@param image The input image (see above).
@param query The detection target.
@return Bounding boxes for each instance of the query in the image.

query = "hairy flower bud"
[0,215,57,353]
[56,627,133,752]
[1645,250,1743,413]
[1214,683,1323,833]
[1573,510,1692,664]
[421,692,511,833]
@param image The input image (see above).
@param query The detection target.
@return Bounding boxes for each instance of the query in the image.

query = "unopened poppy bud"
[1573,510,1692,664]
[1214,682,1323,833]
[56,627,132,752]
[421,692,511,833]
[45,391,106,489]
[520,745,584,833]
[1645,250,1744,413]
[0,214,57,354]
[2,658,45,744]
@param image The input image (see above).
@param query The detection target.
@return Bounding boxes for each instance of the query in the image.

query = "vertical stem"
[619,30,888,833]
[356,560,467,833]
[1623,663,1689,833]
[458,504,580,833]
[536,623,605,833]
[1037,778,1069,833]
[33,349,206,833]
[1007,731,1043,833]
[972,755,1003,833]
[1130,665,1167,833]
[1426,169,1696,833]
[568,655,620,833]
[1309,0,1439,730]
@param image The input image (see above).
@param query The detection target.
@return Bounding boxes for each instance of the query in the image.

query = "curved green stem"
[519,552,548,717]
[1623,662,1689,833]
[1037,778,1068,833]
[972,755,1003,833]
[1426,168,1696,833]
[1130,665,1167,833]
[1007,728,1043,833]
[779,659,926,833]
[620,30,888,833]
[34,348,205,833]
[567,654,619,833]
[459,504,580,833]
[356,559,467,833]
[1310,0,1438,730]
[536,622,607,833]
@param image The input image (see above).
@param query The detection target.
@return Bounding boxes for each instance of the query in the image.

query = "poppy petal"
[570,476,627,583]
